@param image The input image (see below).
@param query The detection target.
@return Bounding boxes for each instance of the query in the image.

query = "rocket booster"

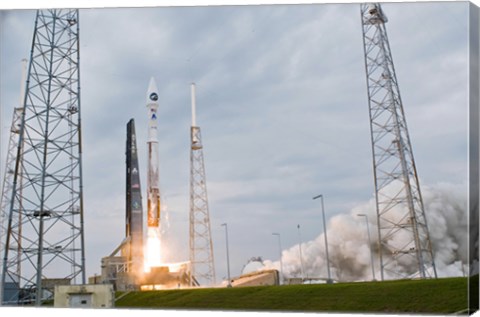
[146,77,160,228]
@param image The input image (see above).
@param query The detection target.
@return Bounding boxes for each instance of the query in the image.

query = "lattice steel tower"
[189,83,216,286]
[0,9,85,305]
[0,60,27,291]
[0,108,24,277]
[360,3,437,280]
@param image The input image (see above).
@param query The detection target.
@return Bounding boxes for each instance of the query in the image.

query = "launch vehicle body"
[146,77,161,228]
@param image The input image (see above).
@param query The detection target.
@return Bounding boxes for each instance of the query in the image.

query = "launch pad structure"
[0,58,27,257]
[0,9,86,306]
[100,88,200,290]
[360,3,437,280]
[189,83,216,287]
[0,107,25,277]
[124,119,144,277]
[99,119,144,290]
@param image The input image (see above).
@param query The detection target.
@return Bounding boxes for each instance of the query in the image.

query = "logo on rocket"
[149,92,158,101]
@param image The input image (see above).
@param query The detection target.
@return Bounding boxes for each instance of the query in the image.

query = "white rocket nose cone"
[147,77,159,105]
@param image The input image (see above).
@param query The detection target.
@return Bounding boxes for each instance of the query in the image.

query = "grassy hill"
[115,276,474,314]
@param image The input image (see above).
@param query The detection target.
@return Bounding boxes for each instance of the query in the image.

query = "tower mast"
[125,119,144,279]
[189,83,216,286]
[0,9,85,305]
[360,3,437,280]
[0,60,27,293]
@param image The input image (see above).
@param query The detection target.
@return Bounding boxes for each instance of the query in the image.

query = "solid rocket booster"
[146,77,161,228]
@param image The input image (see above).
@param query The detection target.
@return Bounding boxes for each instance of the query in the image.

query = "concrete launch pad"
[140,262,197,290]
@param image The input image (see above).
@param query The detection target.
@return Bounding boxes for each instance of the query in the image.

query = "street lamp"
[221,223,232,287]
[272,233,284,284]
[297,224,305,280]
[357,214,376,281]
[313,194,332,284]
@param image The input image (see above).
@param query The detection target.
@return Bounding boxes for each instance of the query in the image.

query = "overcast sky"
[0,1,473,283]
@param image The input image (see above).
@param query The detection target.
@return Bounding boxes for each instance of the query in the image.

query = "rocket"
[146,77,161,228]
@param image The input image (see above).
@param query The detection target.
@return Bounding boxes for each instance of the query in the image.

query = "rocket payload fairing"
[146,77,161,228]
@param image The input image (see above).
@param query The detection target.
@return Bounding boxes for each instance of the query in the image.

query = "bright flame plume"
[144,227,162,272]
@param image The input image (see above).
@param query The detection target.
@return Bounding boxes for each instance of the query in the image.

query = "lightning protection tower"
[360,3,437,280]
[0,108,24,277]
[0,9,85,306]
[189,83,216,286]
[0,60,27,295]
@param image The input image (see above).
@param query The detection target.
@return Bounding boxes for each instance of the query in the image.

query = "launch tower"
[189,84,216,286]
[0,9,85,305]
[0,61,27,293]
[101,119,144,290]
[0,110,25,306]
[125,119,144,278]
[360,3,437,280]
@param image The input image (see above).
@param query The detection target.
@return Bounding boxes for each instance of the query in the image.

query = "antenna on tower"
[0,9,86,306]
[360,3,437,280]
[189,83,216,286]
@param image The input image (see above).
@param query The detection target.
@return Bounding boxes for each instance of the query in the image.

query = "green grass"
[115,276,470,313]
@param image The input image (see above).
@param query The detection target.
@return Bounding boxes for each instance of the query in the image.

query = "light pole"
[221,223,232,287]
[357,214,376,281]
[313,194,332,284]
[297,224,305,280]
[272,233,284,284]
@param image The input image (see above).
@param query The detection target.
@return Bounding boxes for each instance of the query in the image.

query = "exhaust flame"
[144,226,162,272]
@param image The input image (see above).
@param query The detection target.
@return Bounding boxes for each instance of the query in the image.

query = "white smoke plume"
[261,182,469,282]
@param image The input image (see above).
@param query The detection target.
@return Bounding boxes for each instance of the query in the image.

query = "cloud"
[0,2,470,282]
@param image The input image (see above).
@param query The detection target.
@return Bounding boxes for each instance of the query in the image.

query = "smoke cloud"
[261,182,469,282]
